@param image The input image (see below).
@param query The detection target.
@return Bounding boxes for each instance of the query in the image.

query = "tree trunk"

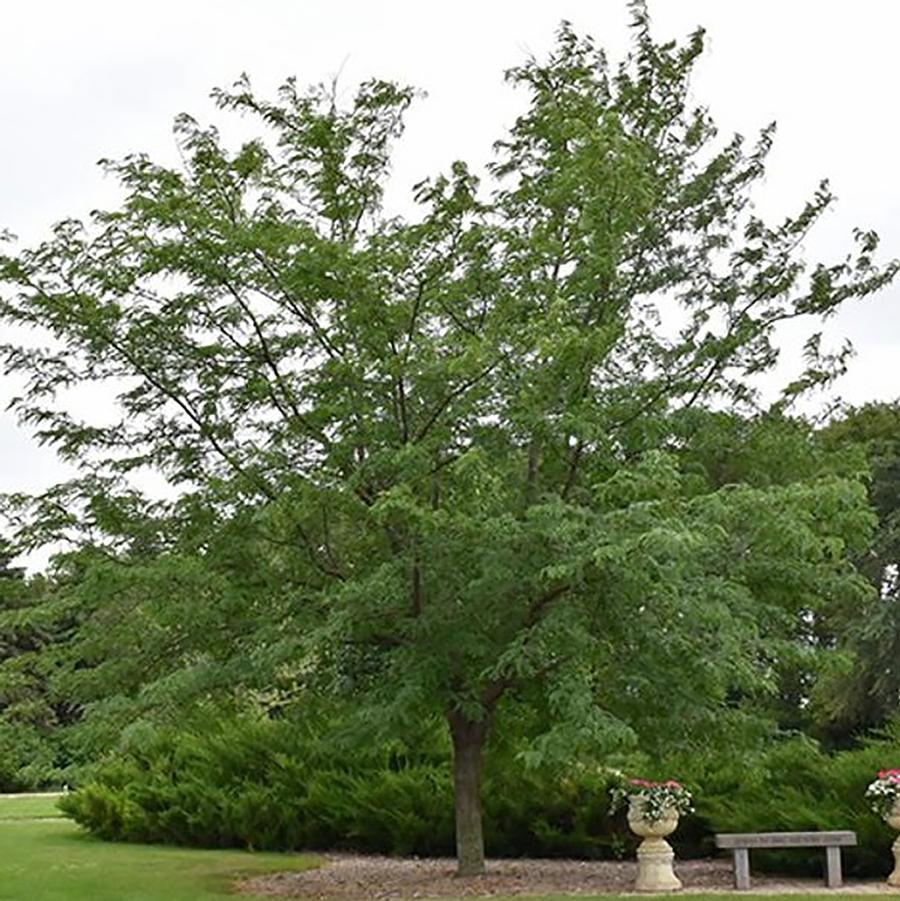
[448,711,488,876]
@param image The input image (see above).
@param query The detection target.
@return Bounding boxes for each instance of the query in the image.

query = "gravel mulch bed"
[238,854,899,898]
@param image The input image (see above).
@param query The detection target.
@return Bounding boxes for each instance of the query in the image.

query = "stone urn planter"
[627,796,683,892]
[886,797,900,888]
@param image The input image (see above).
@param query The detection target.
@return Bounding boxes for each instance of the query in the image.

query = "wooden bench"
[715,831,857,890]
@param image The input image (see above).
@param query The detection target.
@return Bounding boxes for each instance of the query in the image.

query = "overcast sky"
[2,1,899,521]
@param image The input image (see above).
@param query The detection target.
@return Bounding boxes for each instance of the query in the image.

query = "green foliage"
[60,712,900,878]
[0,538,24,582]
[671,725,900,877]
[2,3,898,871]
[60,713,633,858]
[814,403,900,741]
[0,561,78,789]
[60,715,449,852]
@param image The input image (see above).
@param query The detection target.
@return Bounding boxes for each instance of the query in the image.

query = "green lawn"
[0,791,66,819]
[0,817,319,901]
[0,797,884,900]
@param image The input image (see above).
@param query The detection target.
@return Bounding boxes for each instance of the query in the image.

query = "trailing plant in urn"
[611,778,694,823]
[865,769,900,819]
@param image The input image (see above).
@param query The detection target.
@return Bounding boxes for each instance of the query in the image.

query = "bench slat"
[716,831,857,849]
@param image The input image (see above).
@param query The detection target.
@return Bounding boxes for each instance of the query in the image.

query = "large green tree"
[1,4,895,873]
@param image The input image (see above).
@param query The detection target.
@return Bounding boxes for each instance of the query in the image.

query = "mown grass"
[0,815,319,900]
[0,791,65,819]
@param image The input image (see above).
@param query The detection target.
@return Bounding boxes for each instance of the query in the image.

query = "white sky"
[2,1,899,518]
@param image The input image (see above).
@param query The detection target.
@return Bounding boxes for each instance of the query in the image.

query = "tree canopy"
[1,3,896,874]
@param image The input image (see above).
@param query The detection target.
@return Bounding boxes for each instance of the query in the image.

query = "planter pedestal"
[887,801,900,888]
[627,797,682,892]
[889,834,900,888]
[635,836,682,892]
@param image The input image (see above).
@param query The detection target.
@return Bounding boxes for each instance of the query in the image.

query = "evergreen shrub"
[59,714,900,877]
[684,730,899,879]
[59,714,622,856]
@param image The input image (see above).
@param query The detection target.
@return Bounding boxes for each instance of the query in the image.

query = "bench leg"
[733,848,751,890]
[825,846,842,888]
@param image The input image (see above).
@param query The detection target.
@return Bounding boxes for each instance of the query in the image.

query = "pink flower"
[628,777,685,790]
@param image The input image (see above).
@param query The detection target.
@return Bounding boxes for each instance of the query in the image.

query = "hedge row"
[59,716,900,877]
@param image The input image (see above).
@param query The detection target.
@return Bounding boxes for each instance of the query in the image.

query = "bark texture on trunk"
[448,711,488,877]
